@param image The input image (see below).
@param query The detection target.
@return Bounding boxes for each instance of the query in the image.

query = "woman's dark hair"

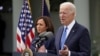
[35,16,54,34]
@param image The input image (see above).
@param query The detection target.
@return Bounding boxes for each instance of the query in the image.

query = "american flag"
[16,0,35,52]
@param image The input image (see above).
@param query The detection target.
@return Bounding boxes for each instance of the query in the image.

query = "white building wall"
[74,0,90,30]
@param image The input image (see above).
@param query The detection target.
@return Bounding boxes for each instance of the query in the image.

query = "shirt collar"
[64,20,75,30]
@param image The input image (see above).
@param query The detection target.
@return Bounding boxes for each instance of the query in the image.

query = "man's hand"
[59,45,69,56]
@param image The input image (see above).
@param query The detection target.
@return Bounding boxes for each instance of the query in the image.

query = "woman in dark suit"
[30,16,55,53]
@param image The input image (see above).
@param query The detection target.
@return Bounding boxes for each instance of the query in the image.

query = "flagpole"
[27,0,32,15]
[21,0,33,56]
[23,0,31,49]
[24,0,32,49]
[42,0,44,16]
[24,0,28,49]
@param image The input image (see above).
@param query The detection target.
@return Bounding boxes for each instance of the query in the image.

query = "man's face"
[59,5,74,25]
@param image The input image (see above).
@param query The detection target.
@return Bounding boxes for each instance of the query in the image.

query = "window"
[49,0,73,11]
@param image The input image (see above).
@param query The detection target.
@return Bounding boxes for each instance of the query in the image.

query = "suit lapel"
[55,26,63,50]
[65,22,78,43]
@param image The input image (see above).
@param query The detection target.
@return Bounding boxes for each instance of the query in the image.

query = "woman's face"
[36,19,48,34]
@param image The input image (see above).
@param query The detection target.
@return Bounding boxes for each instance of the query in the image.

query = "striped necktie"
[61,27,67,50]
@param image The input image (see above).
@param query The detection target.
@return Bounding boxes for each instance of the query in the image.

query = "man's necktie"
[61,27,67,50]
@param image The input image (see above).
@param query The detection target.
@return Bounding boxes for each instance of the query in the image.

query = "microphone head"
[39,31,47,37]
[44,31,54,39]
[39,31,54,40]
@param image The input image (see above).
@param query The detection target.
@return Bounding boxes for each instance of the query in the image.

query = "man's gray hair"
[60,2,76,17]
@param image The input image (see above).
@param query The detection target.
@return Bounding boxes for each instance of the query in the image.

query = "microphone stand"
[35,44,38,52]
[35,39,44,52]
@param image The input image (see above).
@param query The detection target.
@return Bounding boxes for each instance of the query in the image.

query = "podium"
[34,52,57,56]
[12,52,57,56]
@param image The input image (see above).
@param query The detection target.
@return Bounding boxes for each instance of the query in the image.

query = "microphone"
[32,32,47,44]
[36,31,54,48]
[32,37,40,44]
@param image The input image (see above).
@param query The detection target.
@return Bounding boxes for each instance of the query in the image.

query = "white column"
[13,0,23,52]
[74,0,90,30]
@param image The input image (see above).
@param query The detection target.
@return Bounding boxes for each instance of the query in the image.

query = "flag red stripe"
[17,34,21,43]
[30,30,34,39]
[26,36,31,47]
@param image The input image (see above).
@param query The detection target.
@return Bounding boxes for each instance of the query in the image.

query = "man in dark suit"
[35,2,91,56]
[55,2,91,56]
